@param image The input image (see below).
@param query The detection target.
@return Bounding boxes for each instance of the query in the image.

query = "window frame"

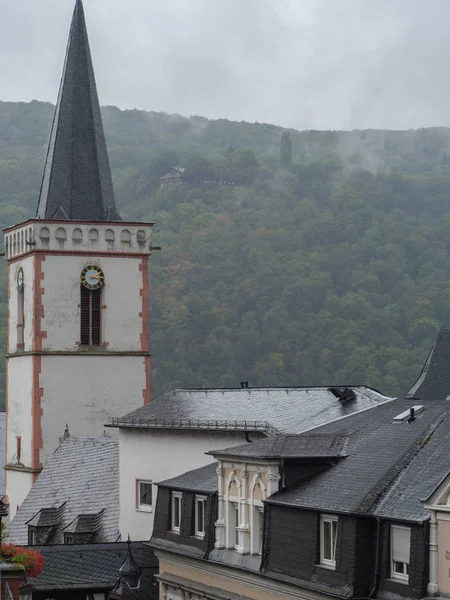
[171,492,182,533]
[194,495,207,539]
[28,527,36,546]
[136,479,153,512]
[320,514,338,569]
[390,524,411,583]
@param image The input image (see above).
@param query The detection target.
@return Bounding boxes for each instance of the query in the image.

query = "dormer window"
[28,527,36,546]
[171,492,182,533]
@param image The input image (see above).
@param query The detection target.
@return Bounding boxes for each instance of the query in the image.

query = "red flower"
[1,543,44,577]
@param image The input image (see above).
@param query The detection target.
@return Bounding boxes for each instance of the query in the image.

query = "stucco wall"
[118,428,259,540]
[40,355,147,461]
[6,469,34,521]
[6,357,33,465]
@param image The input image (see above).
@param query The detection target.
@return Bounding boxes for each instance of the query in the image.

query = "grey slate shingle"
[27,541,157,595]
[9,436,119,545]
[208,433,350,460]
[407,329,450,402]
[157,463,218,493]
[36,0,120,221]
[268,398,450,521]
[111,386,394,435]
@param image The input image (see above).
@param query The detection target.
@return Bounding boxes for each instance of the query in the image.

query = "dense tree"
[280,131,293,169]
[1,100,450,408]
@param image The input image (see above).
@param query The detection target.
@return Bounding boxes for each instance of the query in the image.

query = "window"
[28,527,36,546]
[391,525,410,582]
[17,268,24,347]
[171,492,182,533]
[228,502,240,548]
[80,286,101,345]
[320,514,338,568]
[195,495,206,538]
[137,480,153,511]
[252,506,264,555]
[64,534,74,545]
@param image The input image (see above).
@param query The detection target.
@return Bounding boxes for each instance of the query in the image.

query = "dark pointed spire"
[36,0,121,221]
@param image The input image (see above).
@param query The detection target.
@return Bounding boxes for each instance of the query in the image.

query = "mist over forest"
[1,100,450,407]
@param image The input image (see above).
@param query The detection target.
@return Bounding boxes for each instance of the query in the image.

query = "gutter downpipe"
[368,517,381,599]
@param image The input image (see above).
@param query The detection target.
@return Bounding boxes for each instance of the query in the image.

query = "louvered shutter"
[392,526,410,563]
[80,285,90,344]
[91,288,101,344]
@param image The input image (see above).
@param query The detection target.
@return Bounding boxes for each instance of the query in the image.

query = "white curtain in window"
[392,526,411,563]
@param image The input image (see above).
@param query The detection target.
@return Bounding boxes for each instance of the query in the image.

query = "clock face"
[17,268,24,291]
[81,265,105,290]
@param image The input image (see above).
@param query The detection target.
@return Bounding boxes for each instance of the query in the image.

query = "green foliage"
[280,131,292,169]
[3,101,450,407]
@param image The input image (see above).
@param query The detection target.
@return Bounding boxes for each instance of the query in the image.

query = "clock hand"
[90,273,103,279]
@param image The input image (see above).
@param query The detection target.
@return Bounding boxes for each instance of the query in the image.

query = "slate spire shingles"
[36,0,121,222]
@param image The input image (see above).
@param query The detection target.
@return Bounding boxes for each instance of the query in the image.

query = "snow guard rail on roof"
[106,417,281,436]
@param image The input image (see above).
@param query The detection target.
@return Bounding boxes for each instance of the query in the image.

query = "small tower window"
[80,265,104,346]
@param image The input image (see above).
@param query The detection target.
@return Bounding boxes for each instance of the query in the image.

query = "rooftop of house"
[9,435,120,545]
[26,541,157,599]
[156,330,450,524]
[208,433,350,460]
[109,386,395,436]
[36,0,120,221]
[406,329,450,402]
[268,399,450,522]
[157,463,218,493]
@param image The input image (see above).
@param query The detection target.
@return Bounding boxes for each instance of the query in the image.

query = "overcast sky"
[1,0,449,131]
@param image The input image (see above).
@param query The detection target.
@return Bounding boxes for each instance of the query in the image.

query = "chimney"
[240,382,249,389]
[408,407,416,423]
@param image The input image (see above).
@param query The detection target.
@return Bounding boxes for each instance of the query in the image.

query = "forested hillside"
[2,100,450,408]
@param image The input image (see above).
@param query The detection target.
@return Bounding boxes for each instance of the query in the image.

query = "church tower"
[3,0,153,519]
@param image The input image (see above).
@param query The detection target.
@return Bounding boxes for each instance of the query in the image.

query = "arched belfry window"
[80,265,104,346]
[17,267,24,347]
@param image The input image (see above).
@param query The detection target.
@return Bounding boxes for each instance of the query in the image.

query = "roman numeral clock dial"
[80,265,105,290]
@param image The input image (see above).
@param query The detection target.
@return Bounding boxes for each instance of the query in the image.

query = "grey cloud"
[1,0,450,130]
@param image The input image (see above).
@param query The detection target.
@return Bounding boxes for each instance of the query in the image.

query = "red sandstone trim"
[5,266,10,494]
[33,255,46,352]
[7,250,153,263]
[139,258,149,353]
[31,255,46,474]
[31,355,43,474]
[139,257,151,404]
[3,218,154,233]
[143,355,151,405]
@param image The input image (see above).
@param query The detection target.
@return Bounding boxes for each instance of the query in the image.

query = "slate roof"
[9,436,119,545]
[109,386,394,436]
[36,0,120,221]
[406,329,450,402]
[27,541,157,598]
[157,463,218,493]
[267,398,450,521]
[208,433,350,460]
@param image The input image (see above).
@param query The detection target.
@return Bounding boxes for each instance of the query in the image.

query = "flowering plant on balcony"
[1,543,45,577]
